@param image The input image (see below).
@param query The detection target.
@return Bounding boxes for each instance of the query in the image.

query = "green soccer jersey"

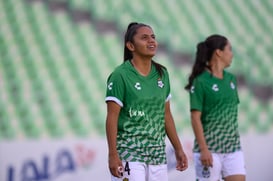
[105,60,171,164]
[190,70,241,153]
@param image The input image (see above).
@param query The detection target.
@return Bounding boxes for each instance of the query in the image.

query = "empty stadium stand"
[0,0,272,139]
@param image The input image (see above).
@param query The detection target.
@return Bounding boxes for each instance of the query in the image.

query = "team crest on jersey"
[230,81,235,89]
[202,166,210,178]
[157,78,164,88]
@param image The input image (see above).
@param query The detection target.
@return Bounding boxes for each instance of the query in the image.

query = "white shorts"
[194,151,246,181]
[111,162,168,181]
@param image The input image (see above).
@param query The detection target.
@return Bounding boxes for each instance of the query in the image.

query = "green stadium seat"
[1,0,273,139]
[69,0,90,11]
[0,104,15,139]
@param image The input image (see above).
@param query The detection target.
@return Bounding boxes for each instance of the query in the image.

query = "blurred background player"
[185,35,246,181]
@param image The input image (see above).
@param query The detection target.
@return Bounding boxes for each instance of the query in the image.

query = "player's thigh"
[111,162,146,181]
[222,151,246,179]
[224,175,245,181]
[194,153,222,181]
[147,164,168,181]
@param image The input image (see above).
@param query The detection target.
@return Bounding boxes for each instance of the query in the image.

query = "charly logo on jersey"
[134,82,141,90]
[157,78,164,88]
[230,81,235,89]
[190,86,195,93]
[108,82,113,90]
[212,84,219,91]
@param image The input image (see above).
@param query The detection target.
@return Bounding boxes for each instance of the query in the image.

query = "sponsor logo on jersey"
[134,82,141,90]
[129,107,145,118]
[212,84,219,91]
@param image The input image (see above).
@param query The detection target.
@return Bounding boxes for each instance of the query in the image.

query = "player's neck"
[131,57,152,76]
[208,60,225,79]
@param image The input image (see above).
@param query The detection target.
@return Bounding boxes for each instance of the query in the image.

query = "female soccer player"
[105,22,188,181]
[185,35,246,181]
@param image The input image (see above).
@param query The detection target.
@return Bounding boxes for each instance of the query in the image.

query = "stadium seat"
[1,0,272,139]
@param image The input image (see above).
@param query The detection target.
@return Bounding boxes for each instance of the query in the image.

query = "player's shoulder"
[107,61,130,81]
[194,71,209,82]
[224,71,237,80]
[111,61,130,74]
[224,70,234,77]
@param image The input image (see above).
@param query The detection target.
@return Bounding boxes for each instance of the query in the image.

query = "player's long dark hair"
[185,34,228,90]
[123,22,166,77]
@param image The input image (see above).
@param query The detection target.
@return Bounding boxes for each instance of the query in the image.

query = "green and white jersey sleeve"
[105,69,125,107]
[105,61,170,164]
[190,71,241,153]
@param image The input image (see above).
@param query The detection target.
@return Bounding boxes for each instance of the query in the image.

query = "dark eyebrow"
[141,34,156,37]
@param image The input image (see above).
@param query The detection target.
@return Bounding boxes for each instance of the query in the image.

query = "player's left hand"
[175,149,188,171]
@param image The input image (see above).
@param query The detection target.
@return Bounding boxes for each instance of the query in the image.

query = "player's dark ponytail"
[185,34,228,90]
